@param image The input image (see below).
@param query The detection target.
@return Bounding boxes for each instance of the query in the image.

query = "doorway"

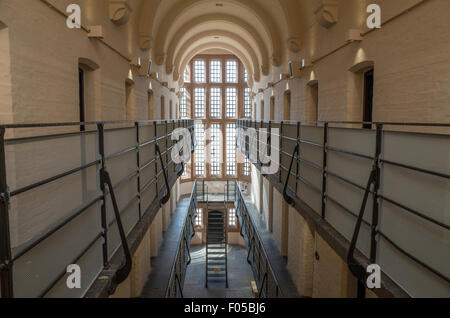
[363,70,374,129]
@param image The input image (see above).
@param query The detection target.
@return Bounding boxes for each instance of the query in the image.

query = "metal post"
[279,121,283,183]
[295,122,301,195]
[135,123,142,220]
[0,127,13,298]
[321,123,329,219]
[97,124,109,267]
[370,124,383,263]
[154,122,158,201]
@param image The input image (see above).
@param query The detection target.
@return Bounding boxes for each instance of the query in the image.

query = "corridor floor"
[183,245,255,298]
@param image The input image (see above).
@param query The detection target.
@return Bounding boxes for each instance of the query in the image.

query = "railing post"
[295,122,301,195]
[97,124,109,267]
[321,123,329,219]
[0,127,13,298]
[370,124,383,263]
[135,122,142,220]
[279,121,283,183]
[154,122,159,201]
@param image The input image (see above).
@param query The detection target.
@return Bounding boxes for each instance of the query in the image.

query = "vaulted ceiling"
[136,0,305,85]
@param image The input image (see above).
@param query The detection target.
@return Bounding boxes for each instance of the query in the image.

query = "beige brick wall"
[287,206,315,297]
[313,233,358,298]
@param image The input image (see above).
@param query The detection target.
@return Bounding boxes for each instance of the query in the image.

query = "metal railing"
[0,119,194,298]
[165,180,198,298]
[235,181,281,298]
[237,119,450,297]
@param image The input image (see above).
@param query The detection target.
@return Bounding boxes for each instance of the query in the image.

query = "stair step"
[208,256,226,260]
[208,273,226,277]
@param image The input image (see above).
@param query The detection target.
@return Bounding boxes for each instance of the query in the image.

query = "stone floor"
[183,245,255,298]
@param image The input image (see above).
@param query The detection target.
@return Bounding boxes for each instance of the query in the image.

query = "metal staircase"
[205,193,228,288]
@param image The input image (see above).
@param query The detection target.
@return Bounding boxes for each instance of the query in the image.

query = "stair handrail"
[235,181,282,297]
[165,180,197,298]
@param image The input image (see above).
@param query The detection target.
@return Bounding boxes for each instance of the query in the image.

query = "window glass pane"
[195,208,203,227]
[194,60,206,83]
[226,123,236,175]
[210,87,221,118]
[244,69,248,83]
[180,87,188,118]
[244,158,250,176]
[194,88,205,118]
[226,88,237,118]
[228,208,237,227]
[210,124,222,176]
[195,124,205,176]
[244,88,252,118]
[226,60,238,83]
[184,67,191,83]
[210,60,222,83]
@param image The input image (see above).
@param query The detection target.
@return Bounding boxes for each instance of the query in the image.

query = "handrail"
[165,180,197,298]
[237,118,450,128]
[237,119,450,296]
[0,119,194,298]
[235,181,282,298]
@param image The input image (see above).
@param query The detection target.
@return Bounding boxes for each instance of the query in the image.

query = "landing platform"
[183,245,255,298]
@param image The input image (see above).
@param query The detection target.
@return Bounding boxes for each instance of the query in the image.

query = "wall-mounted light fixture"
[149,72,159,80]
[347,29,363,43]
[289,57,312,78]
[130,56,142,68]
[138,59,152,77]
[280,73,290,81]
[87,25,103,39]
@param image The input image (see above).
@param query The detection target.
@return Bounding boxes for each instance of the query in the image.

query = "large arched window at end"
[0,22,13,125]
[78,58,100,129]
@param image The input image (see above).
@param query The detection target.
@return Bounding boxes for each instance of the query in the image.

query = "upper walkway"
[141,197,191,298]
[244,199,300,297]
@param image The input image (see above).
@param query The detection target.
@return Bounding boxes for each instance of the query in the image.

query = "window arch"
[181,54,250,182]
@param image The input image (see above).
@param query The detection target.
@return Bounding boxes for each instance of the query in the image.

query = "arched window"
[181,54,250,181]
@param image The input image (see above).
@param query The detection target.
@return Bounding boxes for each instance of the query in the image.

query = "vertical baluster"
[279,121,283,183]
[321,123,329,219]
[135,122,142,220]
[0,128,13,298]
[97,124,109,267]
[370,124,383,263]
